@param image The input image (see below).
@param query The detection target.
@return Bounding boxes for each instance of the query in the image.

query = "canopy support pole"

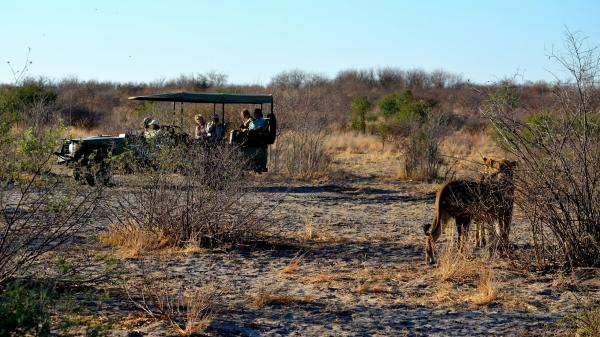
[180,102,184,127]
[172,101,176,125]
[221,103,225,125]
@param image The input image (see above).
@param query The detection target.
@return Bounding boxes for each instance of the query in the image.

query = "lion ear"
[484,157,494,167]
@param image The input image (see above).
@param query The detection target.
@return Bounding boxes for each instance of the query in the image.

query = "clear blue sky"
[1,0,599,85]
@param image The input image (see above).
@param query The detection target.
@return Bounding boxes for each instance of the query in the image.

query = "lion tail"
[424,190,444,239]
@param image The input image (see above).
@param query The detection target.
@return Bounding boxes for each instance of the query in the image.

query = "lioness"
[423,157,517,264]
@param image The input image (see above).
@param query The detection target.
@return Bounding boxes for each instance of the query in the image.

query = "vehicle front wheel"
[84,170,96,186]
[73,167,83,181]
[95,166,111,186]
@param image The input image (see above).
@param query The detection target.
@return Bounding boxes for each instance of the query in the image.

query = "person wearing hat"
[142,117,153,129]
[144,118,161,139]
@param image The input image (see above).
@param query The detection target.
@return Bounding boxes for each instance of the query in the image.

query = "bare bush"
[126,262,220,336]
[0,170,102,284]
[402,114,447,180]
[274,130,331,178]
[482,31,600,268]
[108,142,273,249]
[268,88,332,178]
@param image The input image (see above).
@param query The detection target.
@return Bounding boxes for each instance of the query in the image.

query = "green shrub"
[350,96,372,133]
[377,90,432,125]
[0,84,57,126]
[0,280,112,336]
[0,282,53,337]
[375,121,392,149]
[16,126,62,173]
[521,109,558,143]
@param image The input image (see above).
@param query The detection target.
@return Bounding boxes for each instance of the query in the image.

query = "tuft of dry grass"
[300,222,349,244]
[177,287,217,336]
[250,290,313,308]
[99,221,172,258]
[428,243,509,307]
[469,267,500,305]
[436,244,482,282]
[278,251,305,276]
[303,273,339,284]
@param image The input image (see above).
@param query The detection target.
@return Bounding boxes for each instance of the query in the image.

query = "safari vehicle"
[53,92,276,185]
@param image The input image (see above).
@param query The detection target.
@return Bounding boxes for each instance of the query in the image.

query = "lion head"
[483,157,517,182]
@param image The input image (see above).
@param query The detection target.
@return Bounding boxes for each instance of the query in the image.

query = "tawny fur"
[423,158,516,264]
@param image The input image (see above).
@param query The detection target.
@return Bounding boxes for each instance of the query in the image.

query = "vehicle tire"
[95,166,111,186]
[73,167,83,181]
[84,170,96,186]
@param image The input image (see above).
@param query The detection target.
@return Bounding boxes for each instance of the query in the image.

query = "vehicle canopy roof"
[128,92,273,104]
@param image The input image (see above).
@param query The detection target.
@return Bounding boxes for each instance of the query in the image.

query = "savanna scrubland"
[0,32,599,336]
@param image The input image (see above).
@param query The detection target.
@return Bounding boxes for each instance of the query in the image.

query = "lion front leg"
[475,222,486,248]
[498,213,512,255]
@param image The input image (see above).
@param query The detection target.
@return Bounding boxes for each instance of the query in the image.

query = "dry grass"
[303,273,339,284]
[436,244,482,282]
[439,131,500,163]
[351,282,392,294]
[564,305,600,337]
[300,222,349,244]
[427,243,507,307]
[469,267,500,305]
[124,263,220,337]
[176,287,217,336]
[393,130,504,181]
[395,168,436,181]
[324,132,394,155]
[278,252,305,276]
[250,290,313,308]
[99,220,174,258]
[61,126,106,138]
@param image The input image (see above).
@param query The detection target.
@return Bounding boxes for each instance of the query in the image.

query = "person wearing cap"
[144,119,161,139]
[142,117,153,129]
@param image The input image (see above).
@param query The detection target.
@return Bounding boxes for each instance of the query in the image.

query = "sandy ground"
[62,153,598,336]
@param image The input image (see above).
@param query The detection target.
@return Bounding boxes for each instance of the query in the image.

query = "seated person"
[207,116,225,139]
[142,117,153,129]
[144,119,161,139]
[248,108,266,130]
[240,109,254,130]
[194,114,208,139]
